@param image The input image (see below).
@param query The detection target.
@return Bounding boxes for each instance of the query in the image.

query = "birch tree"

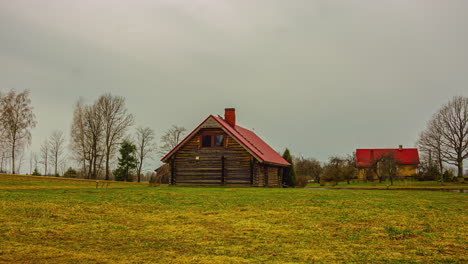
[0,90,36,174]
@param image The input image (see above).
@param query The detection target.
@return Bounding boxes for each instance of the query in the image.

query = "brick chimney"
[399,145,403,151]
[224,108,236,127]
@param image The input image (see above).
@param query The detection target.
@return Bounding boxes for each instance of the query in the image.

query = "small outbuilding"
[160,108,290,187]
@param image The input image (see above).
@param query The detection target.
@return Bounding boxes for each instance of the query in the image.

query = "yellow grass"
[0,174,466,263]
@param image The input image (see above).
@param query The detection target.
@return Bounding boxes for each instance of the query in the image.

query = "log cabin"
[160,108,290,187]
[355,146,420,179]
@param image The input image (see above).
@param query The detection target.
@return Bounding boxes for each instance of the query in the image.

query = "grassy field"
[0,174,466,264]
[307,180,468,190]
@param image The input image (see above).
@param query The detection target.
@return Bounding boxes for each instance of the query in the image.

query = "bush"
[442,170,455,182]
[416,164,440,181]
[282,149,297,187]
[63,167,78,178]
[32,168,41,176]
[295,175,308,188]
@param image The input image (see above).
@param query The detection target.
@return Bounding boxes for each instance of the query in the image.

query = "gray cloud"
[1,0,467,172]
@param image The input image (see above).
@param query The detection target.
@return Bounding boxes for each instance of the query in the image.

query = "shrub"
[63,167,78,178]
[32,168,41,176]
[282,149,297,187]
[295,175,308,188]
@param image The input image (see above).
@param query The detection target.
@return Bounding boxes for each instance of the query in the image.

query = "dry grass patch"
[0,174,466,263]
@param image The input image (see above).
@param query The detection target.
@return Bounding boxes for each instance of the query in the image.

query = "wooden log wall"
[253,163,282,187]
[173,128,254,186]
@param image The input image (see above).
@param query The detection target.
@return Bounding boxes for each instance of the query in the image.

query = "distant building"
[355,146,420,179]
[160,108,290,187]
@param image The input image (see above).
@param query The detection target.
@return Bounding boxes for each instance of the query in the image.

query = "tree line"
[417,96,468,181]
[285,96,467,186]
[0,90,466,183]
[0,89,188,181]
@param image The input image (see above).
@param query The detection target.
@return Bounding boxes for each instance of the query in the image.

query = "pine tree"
[282,148,296,187]
[114,140,138,181]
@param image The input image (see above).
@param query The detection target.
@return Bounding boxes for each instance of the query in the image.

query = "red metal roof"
[161,115,290,166]
[356,148,420,168]
[212,116,290,166]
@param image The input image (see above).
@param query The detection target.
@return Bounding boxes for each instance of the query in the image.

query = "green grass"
[0,174,467,263]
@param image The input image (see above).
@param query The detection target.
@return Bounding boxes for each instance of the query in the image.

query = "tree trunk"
[105,151,110,180]
[55,153,58,176]
[87,158,92,179]
[457,160,464,180]
[438,157,444,183]
[137,162,142,183]
[0,153,4,172]
[82,159,86,178]
[11,144,15,175]
[44,156,47,176]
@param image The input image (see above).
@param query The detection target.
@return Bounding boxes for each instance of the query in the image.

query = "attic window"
[201,134,225,148]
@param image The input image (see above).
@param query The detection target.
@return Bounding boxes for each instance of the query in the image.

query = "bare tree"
[97,94,134,180]
[40,139,49,176]
[70,99,91,178]
[32,152,38,173]
[320,156,343,184]
[83,103,104,179]
[417,117,445,180]
[294,156,322,183]
[135,126,156,182]
[0,90,36,174]
[29,151,33,174]
[0,139,9,173]
[431,96,468,179]
[159,125,186,156]
[16,151,25,174]
[375,153,399,185]
[49,130,66,176]
[342,154,357,184]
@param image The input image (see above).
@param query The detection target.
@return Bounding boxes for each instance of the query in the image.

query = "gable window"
[200,133,225,148]
[214,135,224,147]
[202,135,212,147]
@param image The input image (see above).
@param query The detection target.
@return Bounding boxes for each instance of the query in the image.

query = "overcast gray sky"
[1,0,467,173]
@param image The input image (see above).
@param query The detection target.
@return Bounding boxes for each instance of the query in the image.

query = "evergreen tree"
[282,148,296,187]
[32,168,41,176]
[114,140,138,181]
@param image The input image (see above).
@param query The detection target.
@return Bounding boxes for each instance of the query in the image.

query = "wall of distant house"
[357,164,418,180]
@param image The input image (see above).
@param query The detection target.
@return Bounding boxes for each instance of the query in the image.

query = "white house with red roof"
[160,108,290,187]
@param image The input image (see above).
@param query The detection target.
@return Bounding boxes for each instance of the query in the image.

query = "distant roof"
[356,148,420,168]
[161,115,290,166]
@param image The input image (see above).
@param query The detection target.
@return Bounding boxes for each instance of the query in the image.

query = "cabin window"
[214,135,224,147]
[200,133,225,148]
[202,135,212,147]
